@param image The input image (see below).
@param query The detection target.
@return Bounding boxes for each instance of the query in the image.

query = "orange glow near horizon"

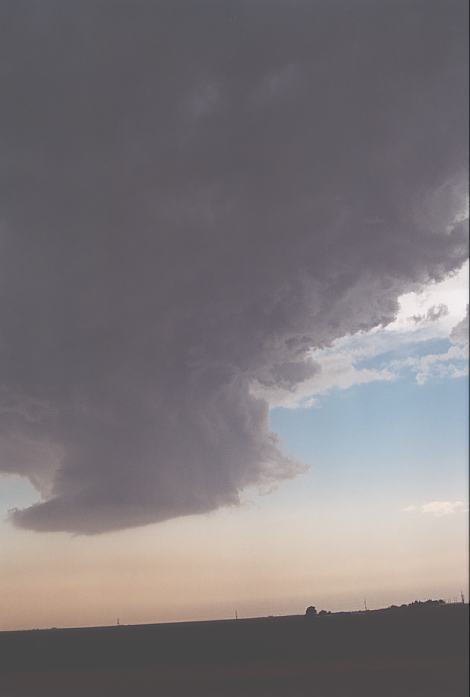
[1,500,467,631]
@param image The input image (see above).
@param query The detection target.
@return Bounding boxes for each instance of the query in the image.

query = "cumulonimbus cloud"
[0,1,468,533]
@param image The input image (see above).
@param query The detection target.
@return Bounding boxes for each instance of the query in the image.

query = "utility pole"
[235,610,238,621]
[461,591,465,604]
[363,599,368,612]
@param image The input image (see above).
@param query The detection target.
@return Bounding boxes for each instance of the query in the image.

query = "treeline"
[388,599,446,610]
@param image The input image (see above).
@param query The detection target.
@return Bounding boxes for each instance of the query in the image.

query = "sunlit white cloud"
[257,262,468,408]
[403,501,468,517]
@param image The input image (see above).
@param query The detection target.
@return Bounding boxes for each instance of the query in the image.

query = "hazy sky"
[0,0,468,630]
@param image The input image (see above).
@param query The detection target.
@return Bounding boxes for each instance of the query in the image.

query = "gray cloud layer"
[0,1,468,533]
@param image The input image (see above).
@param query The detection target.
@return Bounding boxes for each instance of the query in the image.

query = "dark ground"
[0,603,468,696]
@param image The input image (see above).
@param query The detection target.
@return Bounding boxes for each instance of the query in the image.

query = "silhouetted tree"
[305,606,317,618]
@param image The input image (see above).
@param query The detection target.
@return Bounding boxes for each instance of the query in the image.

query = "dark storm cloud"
[0,1,468,533]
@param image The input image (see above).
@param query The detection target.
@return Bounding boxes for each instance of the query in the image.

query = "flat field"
[0,604,467,696]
